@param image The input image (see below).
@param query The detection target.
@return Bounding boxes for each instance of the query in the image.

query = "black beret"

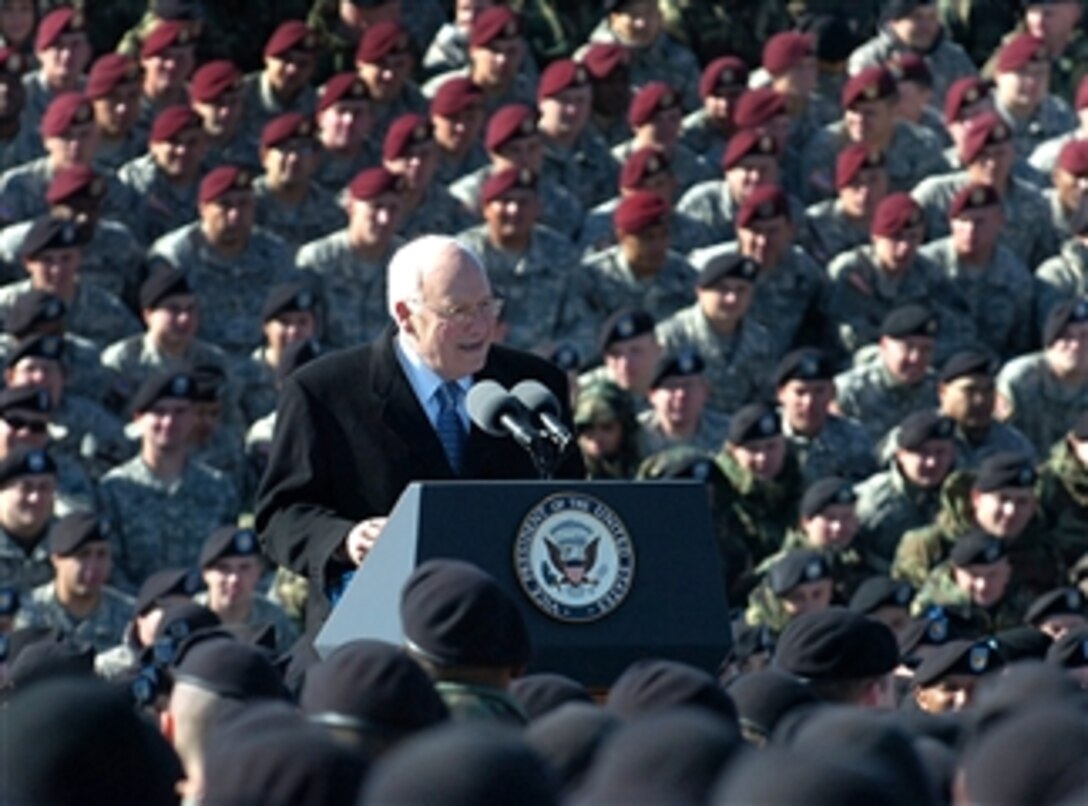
[6,290,66,337]
[774,347,835,387]
[400,558,532,668]
[949,528,1006,568]
[199,525,260,568]
[800,476,856,519]
[725,669,818,740]
[728,403,780,446]
[598,307,655,353]
[301,639,449,735]
[509,672,593,721]
[880,303,938,339]
[19,215,84,260]
[938,349,997,384]
[138,262,191,310]
[638,447,723,483]
[649,348,705,388]
[1025,587,1085,626]
[172,636,286,700]
[130,369,196,413]
[898,606,978,658]
[1044,297,1088,346]
[773,607,900,680]
[913,638,1004,686]
[606,658,738,722]
[992,626,1052,662]
[548,342,581,372]
[896,410,954,451]
[8,637,95,688]
[0,447,56,485]
[135,566,199,615]
[697,253,759,289]
[48,512,109,556]
[973,451,1037,492]
[276,338,321,384]
[0,583,19,616]
[767,549,831,596]
[1045,626,1088,668]
[524,703,621,792]
[191,364,226,403]
[6,333,65,368]
[849,576,914,614]
[0,385,52,415]
[260,281,317,322]
[150,602,220,667]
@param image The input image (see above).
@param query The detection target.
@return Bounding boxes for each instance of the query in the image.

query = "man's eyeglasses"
[414,297,504,326]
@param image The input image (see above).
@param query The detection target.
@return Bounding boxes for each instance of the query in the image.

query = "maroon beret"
[996,33,1049,73]
[736,185,790,229]
[383,113,432,161]
[261,112,315,150]
[949,183,1002,219]
[959,111,1012,164]
[150,104,201,143]
[46,165,106,205]
[263,20,318,60]
[430,77,483,117]
[621,146,670,190]
[1078,76,1088,112]
[317,72,368,113]
[628,81,679,128]
[35,7,84,53]
[141,20,193,59]
[0,48,26,77]
[536,59,589,101]
[40,93,92,139]
[699,56,748,99]
[485,103,536,152]
[583,43,627,80]
[733,87,786,129]
[944,76,991,124]
[470,6,521,48]
[189,60,243,103]
[842,66,896,108]
[482,166,537,205]
[836,145,885,190]
[615,190,669,235]
[723,128,778,170]
[348,167,403,201]
[199,165,253,204]
[85,54,140,100]
[355,20,410,65]
[1058,139,1088,177]
[871,193,924,238]
[762,32,814,76]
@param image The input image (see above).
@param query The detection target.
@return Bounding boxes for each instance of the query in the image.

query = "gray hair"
[386,235,488,320]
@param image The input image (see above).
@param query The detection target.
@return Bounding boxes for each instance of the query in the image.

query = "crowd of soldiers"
[4,0,1088,803]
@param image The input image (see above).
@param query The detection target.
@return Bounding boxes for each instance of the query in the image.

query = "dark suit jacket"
[254,326,584,629]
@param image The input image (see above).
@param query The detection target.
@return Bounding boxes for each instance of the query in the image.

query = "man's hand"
[344,517,388,566]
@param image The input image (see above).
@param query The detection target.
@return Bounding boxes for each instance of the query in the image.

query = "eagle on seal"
[545,537,599,587]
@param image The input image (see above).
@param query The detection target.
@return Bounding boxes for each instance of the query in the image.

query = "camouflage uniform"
[252,175,346,249]
[234,72,315,166]
[149,223,297,357]
[190,424,250,511]
[542,127,619,210]
[450,166,584,240]
[93,129,147,175]
[578,199,711,258]
[232,348,279,427]
[15,581,134,652]
[580,246,696,325]
[0,280,140,348]
[798,199,873,266]
[848,24,978,107]
[52,393,132,481]
[677,184,805,251]
[434,144,489,187]
[0,126,44,174]
[765,527,882,602]
[1043,187,1086,249]
[679,109,727,169]
[949,419,1038,471]
[457,225,597,356]
[0,523,52,593]
[294,232,399,351]
[1038,436,1088,567]
[716,446,806,566]
[435,681,529,727]
[781,414,878,486]
[398,185,479,241]
[918,238,1034,360]
[612,139,715,195]
[997,351,1088,455]
[856,460,946,570]
[1035,238,1088,334]
[370,84,431,144]
[97,456,239,592]
[311,148,378,197]
[659,0,791,70]
[835,362,940,449]
[0,157,127,226]
[1028,131,1081,177]
[584,24,701,112]
[638,405,731,455]
[912,563,1034,632]
[100,334,232,416]
[193,589,299,655]
[0,332,119,410]
[656,304,774,414]
[116,153,200,247]
[996,97,1078,165]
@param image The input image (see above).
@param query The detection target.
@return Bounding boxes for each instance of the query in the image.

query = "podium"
[315,480,731,687]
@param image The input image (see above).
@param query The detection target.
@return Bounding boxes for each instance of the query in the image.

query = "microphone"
[511,380,573,450]
[466,380,539,451]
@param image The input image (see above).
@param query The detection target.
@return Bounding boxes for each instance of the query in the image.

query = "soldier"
[910,636,1005,713]
[424,0,537,82]
[430,76,487,186]
[680,56,747,169]
[1030,77,1088,176]
[18,8,91,147]
[357,19,428,144]
[582,41,631,147]
[800,144,888,266]
[189,60,260,174]
[578,308,663,405]
[310,72,376,195]
[774,348,878,485]
[888,51,950,145]
[761,31,827,177]
[457,167,593,356]
[188,364,249,505]
[848,0,977,107]
[296,167,403,351]
[1039,411,1088,566]
[997,297,1088,454]
[98,370,239,593]
[85,54,144,173]
[149,165,297,357]
[637,349,730,455]
[1024,0,1088,107]
[942,75,996,170]
[746,549,834,635]
[919,183,1034,360]
[194,525,298,655]
[14,512,133,651]
[800,66,947,203]
[834,304,941,449]
[656,252,772,414]
[0,447,56,594]
[855,410,957,568]
[1024,586,1088,639]
[0,47,35,173]
[659,0,790,70]
[115,104,206,246]
[573,379,641,479]
[1037,143,1088,323]
[132,20,196,145]
[253,113,344,248]
[848,575,916,639]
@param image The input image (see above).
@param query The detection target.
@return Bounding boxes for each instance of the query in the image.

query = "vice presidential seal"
[514,492,635,623]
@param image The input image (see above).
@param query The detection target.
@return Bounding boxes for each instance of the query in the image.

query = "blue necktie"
[435,380,467,473]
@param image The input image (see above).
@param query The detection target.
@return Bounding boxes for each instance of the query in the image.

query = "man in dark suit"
[255,235,583,631]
